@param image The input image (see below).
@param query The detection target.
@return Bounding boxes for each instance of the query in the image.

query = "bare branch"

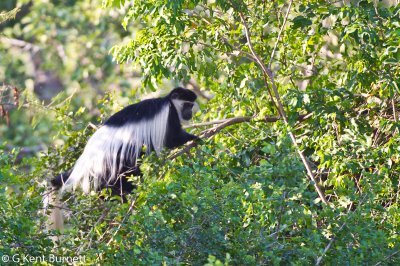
[185,116,253,129]
[169,116,254,160]
[185,113,312,129]
[171,113,311,160]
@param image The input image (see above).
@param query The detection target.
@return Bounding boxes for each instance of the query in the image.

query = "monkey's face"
[182,102,195,120]
[172,99,199,124]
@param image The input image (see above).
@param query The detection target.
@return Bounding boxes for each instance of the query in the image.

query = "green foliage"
[0,0,138,146]
[0,150,54,258]
[1,0,400,265]
[0,7,19,24]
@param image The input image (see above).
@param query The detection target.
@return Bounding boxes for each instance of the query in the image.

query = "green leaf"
[292,16,312,29]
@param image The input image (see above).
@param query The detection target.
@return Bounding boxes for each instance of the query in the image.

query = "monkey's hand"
[188,133,201,142]
[191,135,203,144]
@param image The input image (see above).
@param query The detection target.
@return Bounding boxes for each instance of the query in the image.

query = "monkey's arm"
[51,169,72,189]
[166,130,200,149]
[182,131,200,142]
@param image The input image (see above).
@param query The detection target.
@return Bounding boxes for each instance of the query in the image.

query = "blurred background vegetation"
[0,0,143,149]
[1,0,400,265]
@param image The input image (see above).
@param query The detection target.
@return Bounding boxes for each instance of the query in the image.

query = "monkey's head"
[169,87,199,123]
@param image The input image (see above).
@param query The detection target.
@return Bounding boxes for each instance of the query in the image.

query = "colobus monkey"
[45,87,199,231]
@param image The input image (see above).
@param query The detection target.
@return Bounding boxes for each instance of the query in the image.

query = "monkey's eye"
[182,102,194,110]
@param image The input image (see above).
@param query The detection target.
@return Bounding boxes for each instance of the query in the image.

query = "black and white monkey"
[45,87,199,231]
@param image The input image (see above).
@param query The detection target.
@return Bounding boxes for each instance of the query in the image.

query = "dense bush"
[1,0,399,265]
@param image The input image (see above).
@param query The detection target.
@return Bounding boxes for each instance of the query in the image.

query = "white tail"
[64,103,170,193]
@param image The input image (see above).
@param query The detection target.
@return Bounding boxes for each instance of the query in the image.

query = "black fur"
[52,87,198,195]
[104,98,166,127]
[169,87,197,102]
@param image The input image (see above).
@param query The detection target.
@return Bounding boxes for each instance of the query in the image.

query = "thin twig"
[374,250,400,266]
[315,222,346,265]
[83,206,111,250]
[274,191,287,240]
[392,98,397,122]
[316,193,369,265]
[88,122,98,130]
[194,40,256,64]
[185,116,254,128]
[106,198,136,245]
[269,0,293,68]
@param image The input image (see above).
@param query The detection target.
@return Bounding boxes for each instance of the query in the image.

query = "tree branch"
[238,2,329,204]
[170,113,311,160]
[185,113,312,129]
[0,36,40,54]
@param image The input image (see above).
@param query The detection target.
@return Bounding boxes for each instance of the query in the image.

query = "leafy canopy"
[1,0,399,265]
